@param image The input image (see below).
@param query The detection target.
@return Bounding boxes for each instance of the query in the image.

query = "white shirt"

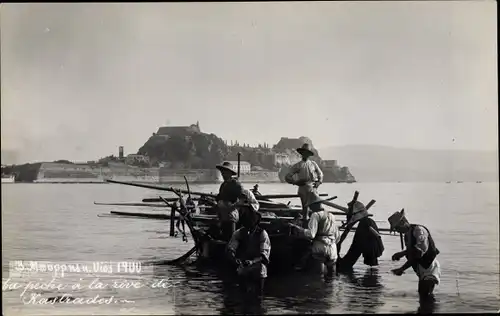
[301,210,340,244]
[285,160,324,184]
[239,188,260,212]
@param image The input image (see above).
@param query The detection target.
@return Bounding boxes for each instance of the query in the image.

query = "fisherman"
[216,161,244,241]
[388,209,441,301]
[251,184,262,197]
[336,201,384,272]
[288,193,340,281]
[284,143,324,224]
[227,197,271,299]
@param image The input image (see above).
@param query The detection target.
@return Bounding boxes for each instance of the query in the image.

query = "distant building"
[156,121,201,137]
[119,146,124,159]
[126,154,150,165]
[274,153,291,166]
[323,160,338,168]
[273,153,301,166]
[224,161,251,174]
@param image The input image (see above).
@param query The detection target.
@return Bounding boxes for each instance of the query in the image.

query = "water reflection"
[264,272,339,314]
[417,296,438,314]
[219,279,267,315]
[342,267,384,314]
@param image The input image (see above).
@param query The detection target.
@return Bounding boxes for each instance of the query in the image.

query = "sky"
[1,1,497,163]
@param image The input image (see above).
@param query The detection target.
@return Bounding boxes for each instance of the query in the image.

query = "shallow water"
[2,182,499,314]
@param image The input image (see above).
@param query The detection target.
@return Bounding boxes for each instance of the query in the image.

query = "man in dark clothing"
[216,161,244,241]
[227,204,271,298]
[388,209,441,301]
[337,201,384,272]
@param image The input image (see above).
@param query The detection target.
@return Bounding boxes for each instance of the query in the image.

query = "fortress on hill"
[6,122,356,184]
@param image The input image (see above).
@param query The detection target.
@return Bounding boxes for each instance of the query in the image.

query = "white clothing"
[405,225,441,284]
[300,210,340,263]
[239,188,260,212]
[285,160,324,185]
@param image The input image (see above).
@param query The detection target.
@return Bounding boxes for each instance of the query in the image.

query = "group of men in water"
[213,143,441,302]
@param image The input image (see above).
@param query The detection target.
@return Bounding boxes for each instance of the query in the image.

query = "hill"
[318,145,498,182]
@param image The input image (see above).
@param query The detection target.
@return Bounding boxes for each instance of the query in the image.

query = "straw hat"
[216,161,237,175]
[346,201,369,226]
[296,143,314,157]
[388,209,406,231]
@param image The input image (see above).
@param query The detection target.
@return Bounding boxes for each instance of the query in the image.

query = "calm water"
[2,182,499,315]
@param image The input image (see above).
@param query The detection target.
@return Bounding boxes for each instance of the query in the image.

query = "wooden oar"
[94,202,168,207]
[320,200,349,213]
[106,179,217,198]
[155,246,198,265]
[142,197,187,203]
[259,193,328,200]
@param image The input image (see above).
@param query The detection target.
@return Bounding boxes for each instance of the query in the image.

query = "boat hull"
[198,234,315,275]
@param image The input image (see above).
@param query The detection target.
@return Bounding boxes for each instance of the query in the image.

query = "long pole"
[237,152,241,178]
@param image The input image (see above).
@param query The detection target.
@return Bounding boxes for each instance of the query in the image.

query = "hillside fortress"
[6,122,356,184]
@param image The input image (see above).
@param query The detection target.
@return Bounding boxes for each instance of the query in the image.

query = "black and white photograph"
[1,1,498,315]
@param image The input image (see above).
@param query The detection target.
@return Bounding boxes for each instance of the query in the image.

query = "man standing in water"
[336,201,385,272]
[227,195,270,299]
[284,143,324,226]
[288,193,340,281]
[388,209,441,301]
[216,161,244,241]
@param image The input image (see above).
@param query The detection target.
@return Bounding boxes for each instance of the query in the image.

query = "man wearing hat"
[288,193,340,281]
[227,196,271,298]
[284,143,324,226]
[251,184,262,197]
[216,161,244,241]
[336,201,384,272]
[388,209,441,301]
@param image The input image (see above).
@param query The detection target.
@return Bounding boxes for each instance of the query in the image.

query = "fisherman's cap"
[296,143,314,157]
[216,161,237,175]
[388,209,406,230]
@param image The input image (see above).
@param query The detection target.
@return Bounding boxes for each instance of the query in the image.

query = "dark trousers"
[221,221,236,242]
[418,279,436,300]
[238,276,265,298]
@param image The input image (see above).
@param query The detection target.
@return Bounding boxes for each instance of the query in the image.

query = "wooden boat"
[100,178,401,275]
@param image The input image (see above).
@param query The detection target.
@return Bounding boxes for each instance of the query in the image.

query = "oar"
[259,193,329,200]
[106,179,217,198]
[320,200,348,213]
[94,202,168,207]
[142,197,188,203]
[155,246,198,265]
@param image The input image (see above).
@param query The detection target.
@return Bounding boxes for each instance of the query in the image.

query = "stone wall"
[159,168,220,183]
[238,171,281,183]
[34,162,282,184]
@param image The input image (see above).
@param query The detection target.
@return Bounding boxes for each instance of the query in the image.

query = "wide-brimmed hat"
[388,209,406,231]
[346,201,369,226]
[296,143,314,157]
[216,161,237,175]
